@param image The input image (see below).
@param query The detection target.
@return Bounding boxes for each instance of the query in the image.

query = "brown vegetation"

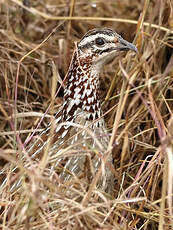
[0,0,173,229]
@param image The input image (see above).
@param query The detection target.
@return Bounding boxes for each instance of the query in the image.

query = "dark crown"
[55,28,137,140]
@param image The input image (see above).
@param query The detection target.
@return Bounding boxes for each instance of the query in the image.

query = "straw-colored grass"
[0,0,173,229]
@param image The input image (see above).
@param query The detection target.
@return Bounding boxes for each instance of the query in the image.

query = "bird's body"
[2,28,137,193]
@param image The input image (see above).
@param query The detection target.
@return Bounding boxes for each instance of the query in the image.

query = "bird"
[37,28,137,191]
[2,28,137,194]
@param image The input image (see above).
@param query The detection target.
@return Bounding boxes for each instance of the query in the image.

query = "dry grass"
[0,0,173,229]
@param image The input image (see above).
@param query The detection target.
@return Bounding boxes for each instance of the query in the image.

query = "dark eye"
[95,37,105,46]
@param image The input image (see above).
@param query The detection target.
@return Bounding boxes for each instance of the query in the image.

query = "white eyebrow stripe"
[79,34,116,47]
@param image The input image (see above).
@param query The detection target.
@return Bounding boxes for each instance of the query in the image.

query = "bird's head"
[77,28,137,72]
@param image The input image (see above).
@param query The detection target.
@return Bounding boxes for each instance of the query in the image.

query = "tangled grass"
[0,0,173,229]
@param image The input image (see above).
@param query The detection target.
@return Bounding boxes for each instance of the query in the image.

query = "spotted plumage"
[2,28,137,193]
[50,28,137,189]
[54,28,137,142]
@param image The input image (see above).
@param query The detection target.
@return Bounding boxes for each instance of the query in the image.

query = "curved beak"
[116,37,138,53]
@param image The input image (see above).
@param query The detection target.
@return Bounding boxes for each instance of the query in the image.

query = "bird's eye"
[95,37,105,46]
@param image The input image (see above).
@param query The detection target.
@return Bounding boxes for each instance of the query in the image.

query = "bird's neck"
[62,51,102,122]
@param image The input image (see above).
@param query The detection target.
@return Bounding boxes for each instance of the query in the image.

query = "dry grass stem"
[0,0,173,229]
